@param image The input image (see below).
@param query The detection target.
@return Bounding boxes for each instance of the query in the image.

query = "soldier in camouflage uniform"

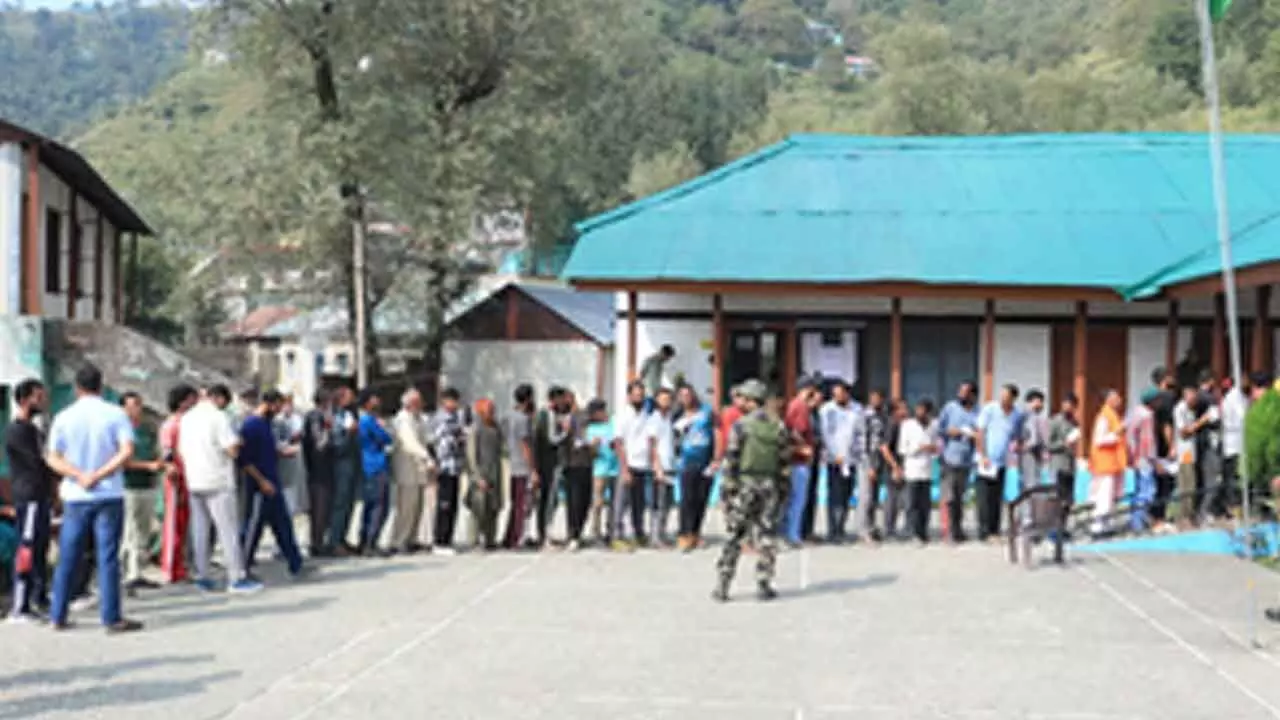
[713,379,792,603]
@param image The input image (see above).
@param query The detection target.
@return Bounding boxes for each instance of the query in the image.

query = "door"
[727,330,782,399]
[1051,324,1128,446]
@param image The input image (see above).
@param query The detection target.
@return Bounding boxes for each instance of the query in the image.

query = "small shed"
[440,280,615,405]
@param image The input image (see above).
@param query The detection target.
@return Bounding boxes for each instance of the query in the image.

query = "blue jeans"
[1131,468,1157,532]
[51,498,124,626]
[242,483,303,574]
[785,463,811,544]
[360,470,391,549]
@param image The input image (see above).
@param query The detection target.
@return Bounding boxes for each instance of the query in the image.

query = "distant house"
[845,55,876,78]
[440,279,615,406]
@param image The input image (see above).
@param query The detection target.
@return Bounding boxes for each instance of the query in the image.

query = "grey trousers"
[391,483,427,549]
[650,475,676,542]
[857,465,884,536]
[121,489,155,583]
[882,478,906,537]
[189,489,246,583]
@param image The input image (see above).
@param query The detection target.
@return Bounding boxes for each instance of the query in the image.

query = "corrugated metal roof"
[1123,211,1280,299]
[518,283,614,345]
[564,133,1280,293]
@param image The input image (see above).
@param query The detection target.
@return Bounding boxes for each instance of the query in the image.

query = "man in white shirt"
[180,385,262,594]
[897,398,938,546]
[819,382,864,543]
[1172,385,1204,527]
[391,389,434,554]
[648,388,678,546]
[612,381,656,549]
[1220,377,1249,517]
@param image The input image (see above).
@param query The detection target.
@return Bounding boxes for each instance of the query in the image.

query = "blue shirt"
[359,412,393,477]
[677,406,715,469]
[977,402,1024,467]
[935,399,978,469]
[238,415,280,486]
[49,395,135,504]
[586,421,619,478]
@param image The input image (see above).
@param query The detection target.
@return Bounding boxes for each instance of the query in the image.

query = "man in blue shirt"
[239,390,307,578]
[675,385,716,552]
[357,388,394,557]
[975,383,1025,543]
[935,381,979,543]
[45,365,142,633]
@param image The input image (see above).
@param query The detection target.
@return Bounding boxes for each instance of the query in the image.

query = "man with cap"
[714,379,791,603]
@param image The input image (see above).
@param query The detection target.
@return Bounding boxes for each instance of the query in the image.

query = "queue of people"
[5,354,1275,625]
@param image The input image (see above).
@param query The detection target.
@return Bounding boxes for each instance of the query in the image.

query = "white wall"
[614,316,714,408]
[1128,326,1193,402]
[981,324,1051,399]
[442,340,606,407]
[0,143,20,315]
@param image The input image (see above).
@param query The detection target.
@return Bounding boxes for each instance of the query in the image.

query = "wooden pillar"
[1073,301,1088,458]
[890,296,903,399]
[92,215,104,320]
[982,299,996,402]
[113,230,124,323]
[712,293,725,406]
[1252,286,1272,373]
[67,191,79,319]
[625,290,638,380]
[1212,292,1226,379]
[782,321,798,399]
[1165,300,1179,374]
[504,287,519,340]
[21,143,40,316]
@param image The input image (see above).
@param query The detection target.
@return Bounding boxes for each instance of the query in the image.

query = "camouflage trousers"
[716,476,781,585]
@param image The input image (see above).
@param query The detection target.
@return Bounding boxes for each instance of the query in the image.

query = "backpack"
[739,415,784,477]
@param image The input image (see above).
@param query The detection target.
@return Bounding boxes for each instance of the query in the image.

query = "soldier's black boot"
[711,579,730,603]
[756,582,777,602]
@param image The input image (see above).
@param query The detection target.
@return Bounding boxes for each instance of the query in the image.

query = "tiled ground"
[3,521,1280,720]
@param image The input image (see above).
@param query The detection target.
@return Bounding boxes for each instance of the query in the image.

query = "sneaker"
[289,565,318,582]
[193,578,220,594]
[568,540,581,553]
[127,578,162,591]
[611,539,635,553]
[70,595,98,613]
[711,583,730,603]
[229,579,265,595]
[8,611,45,625]
[434,546,457,557]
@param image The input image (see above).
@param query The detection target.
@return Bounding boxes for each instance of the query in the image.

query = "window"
[902,322,978,406]
[45,208,62,292]
[335,352,350,375]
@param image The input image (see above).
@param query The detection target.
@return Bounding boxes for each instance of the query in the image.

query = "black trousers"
[1150,472,1174,522]
[625,468,651,544]
[801,456,820,540]
[11,499,51,613]
[1055,469,1076,528]
[941,465,969,541]
[906,482,931,542]
[564,466,593,541]
[678,461,713,537]
[535,463,559,543]
[434,473,460,547]
[826,464,854,541]
[976,469,1005,540]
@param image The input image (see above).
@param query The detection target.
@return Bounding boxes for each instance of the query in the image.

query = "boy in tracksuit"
[239,390,306,578]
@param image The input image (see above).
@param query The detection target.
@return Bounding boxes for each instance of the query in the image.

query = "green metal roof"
[563,133,1280,294]
[1123,211,1280,299]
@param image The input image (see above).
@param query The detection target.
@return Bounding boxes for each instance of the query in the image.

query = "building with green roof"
[562,133,1280,417]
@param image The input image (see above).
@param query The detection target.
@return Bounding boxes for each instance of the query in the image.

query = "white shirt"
[180,400,241,493]
[650,410,677,473]
[1173,400,1198,464]
[614,404,656,470]
[897,417,936,481]
[1221,388,1248,458]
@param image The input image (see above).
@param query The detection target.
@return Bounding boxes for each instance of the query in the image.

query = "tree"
[1144,4,1201,95]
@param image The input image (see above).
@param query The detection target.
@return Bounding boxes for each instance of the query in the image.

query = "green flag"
[1211,0,1232,21]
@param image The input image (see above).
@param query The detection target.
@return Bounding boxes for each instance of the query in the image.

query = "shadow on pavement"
[0,670,240,719]
[0,653,216,689]
[159,595,335,627]
[792,572,898,598]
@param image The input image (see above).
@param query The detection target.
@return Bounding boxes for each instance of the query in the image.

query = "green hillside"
[0,1,189,137]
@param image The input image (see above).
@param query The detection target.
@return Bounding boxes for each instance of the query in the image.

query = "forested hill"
[0,1,189,138]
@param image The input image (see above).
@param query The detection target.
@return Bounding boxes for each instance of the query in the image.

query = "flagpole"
[1195,0,1256,646]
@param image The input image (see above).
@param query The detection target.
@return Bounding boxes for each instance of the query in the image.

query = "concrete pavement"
[4,528,1280,720]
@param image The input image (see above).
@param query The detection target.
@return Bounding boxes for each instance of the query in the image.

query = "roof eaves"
[1120,208,1280,300]
[572,137,797,235]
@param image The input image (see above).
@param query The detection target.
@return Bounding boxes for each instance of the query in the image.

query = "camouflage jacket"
[724,409,791,488]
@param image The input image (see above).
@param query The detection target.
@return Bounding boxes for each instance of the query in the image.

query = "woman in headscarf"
[466,398,505,550]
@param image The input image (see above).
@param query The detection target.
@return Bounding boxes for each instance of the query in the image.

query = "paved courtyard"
[4,530,1280,720]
